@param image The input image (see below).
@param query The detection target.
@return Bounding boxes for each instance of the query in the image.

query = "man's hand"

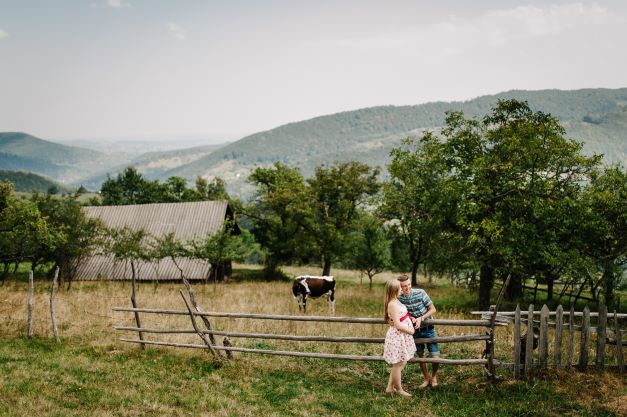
[414,316,422,329]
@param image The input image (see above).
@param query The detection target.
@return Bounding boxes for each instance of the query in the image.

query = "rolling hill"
[164,88,627,198]
[0,169,71,194]
[0,132,132,185]
[3,88,626,197]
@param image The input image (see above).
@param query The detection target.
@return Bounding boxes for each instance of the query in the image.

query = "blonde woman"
[383,279,416,397]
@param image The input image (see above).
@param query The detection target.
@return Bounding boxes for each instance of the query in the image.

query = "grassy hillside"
[166,88,627,198]
[0,170,70,193]
[0,132,131,185]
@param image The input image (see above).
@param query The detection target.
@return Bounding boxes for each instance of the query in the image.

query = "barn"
[74,200,238,281]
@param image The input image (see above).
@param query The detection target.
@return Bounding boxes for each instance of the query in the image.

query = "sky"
[1,0,627,145]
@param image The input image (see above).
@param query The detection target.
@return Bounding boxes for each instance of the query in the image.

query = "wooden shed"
[74,200,237,281]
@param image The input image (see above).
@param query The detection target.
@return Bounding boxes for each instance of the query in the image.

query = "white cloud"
[106,0,130,8]
[325,2,620,54]
[167,23,185,40]
[0,30,7,40]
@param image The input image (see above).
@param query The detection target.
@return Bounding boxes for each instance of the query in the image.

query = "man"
[397,274,440,388]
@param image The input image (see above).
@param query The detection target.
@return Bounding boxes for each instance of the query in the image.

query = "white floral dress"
[383,301,417,364]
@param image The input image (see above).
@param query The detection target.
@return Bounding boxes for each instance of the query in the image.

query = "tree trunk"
[546,275,554,301]
[505,273,523,301]
[411,261,419,286]
[322,257,332,276]
[603,260,617,310]
[478,264,494,310]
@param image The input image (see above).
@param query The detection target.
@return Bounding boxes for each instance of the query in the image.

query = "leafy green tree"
[307,161,380,276]
[186,220,256,282]
[100,167,161,205]
[245,162,314,276]
[581,165,627,309]
[349,212,391,289]
[195,176,230,200]
[31,193,106,287]
[436,100,600,309]
[380,135,455,285]
[0,190,56,278]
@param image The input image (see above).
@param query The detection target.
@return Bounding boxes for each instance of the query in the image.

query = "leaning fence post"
[578,306,590,371]
[513,304,521,379]
[27,270,34,337]
[595,304,607,370]
[614,310,624,373]
[539,305,549,371]
[179,290,220,359]
[554,305,563,367]
[485,274,510,381]
[181,276,223,358]
[567,306,575,369]
[49,266,60,342]
[524,304,534,376]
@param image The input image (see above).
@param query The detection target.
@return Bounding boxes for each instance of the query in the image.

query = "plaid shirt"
[398,288,433,322]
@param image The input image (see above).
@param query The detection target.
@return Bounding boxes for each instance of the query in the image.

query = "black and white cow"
[292,275,336,314]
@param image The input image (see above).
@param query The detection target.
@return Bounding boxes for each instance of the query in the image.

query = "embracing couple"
[383,274,440,397]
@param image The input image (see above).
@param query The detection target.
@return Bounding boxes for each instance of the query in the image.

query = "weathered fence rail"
[114,306,506,367]
[114,274,513,380]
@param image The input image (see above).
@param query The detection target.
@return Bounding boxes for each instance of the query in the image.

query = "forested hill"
[0,132,129,184]
[0,169,70,193]
[166,88,627,197]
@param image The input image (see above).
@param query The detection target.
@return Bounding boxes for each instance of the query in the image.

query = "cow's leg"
[302,294,307,313]
[329,289,336,315]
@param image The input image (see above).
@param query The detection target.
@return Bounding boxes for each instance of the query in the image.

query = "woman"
[383,278,416,397]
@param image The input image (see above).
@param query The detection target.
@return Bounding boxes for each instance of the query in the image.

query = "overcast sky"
[1,1,626,144]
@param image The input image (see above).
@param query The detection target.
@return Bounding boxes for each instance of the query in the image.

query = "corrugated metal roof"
[75,201,230,281]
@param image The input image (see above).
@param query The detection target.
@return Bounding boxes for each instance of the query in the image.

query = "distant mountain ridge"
[164,88,627,198]
[2,88,626,196]
[0,169,70,193]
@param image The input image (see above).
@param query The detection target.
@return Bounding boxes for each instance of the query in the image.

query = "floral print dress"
[383,301,417,364]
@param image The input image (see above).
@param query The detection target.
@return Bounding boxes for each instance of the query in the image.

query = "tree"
[31,193,106,287]
[581,165,627,309]
[195,176,230,200]
[435,100,600,309]
[307,161,380,276]
[0,185,56,278]
[245,162,314,276]
[100,167,161,205]
[380,135,455,285]
[186,220,255,282]
[349,212,391,289]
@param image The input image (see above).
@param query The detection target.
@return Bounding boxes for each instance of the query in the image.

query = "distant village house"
[74,200,238,281]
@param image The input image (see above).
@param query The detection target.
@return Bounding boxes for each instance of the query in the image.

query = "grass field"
[1,266,625,417]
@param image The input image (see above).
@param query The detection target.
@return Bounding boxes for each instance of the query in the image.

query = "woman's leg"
[392,361,411,397]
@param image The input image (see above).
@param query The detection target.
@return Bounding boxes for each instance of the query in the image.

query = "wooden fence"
[114,287,510,380]
[113,281,624,380]
[473,305,626,378]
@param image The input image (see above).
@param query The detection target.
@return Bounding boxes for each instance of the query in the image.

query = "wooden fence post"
[27,270,34,337]
[554,305,563,367]
[50,266,60,342]
[539,305,549,371]
[614,310,624,373]
[595,304,607,370]
[513,304,521,379]
[525,304,534,376]
[567,306,575,369]
[578,306,590,371]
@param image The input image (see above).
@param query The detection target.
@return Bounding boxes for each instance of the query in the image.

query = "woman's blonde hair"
[384,279,401,321]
